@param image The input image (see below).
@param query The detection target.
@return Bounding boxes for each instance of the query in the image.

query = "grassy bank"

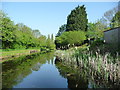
[1,49,40,56]
[0,48,55,63]
[0,48,41,62]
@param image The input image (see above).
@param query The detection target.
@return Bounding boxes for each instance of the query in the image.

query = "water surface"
[2,52,68,88]
[2,52,119,89]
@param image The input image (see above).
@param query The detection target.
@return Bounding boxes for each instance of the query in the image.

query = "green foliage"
[90,38,104,48]
[0,11,16,49]
[86,21,106,39]
[110,11,120,28]
[38,35,46,46]
[55,5,88,49]
[32,29,41,38]
[55,31,86,48]
[46,34,55,50]
[56,24,66,36]
[86,23,96,38]
[0,11,55,50]
[66,5,88,31]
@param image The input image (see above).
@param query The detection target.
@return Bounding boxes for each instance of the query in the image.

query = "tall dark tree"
[66,5,88,31]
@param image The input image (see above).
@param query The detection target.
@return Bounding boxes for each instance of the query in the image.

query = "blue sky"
[2,2,118,36]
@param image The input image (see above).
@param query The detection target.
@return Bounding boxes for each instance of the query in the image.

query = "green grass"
[0,48,40,57]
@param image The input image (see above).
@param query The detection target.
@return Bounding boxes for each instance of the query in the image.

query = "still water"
[2,52,68,88]
[2,52,119,89]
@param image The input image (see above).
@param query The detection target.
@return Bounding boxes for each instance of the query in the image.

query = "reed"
[55,47,120,85]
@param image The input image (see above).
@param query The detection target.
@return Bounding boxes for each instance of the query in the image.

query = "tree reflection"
[2,52,54,88]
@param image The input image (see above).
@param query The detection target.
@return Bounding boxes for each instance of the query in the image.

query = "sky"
[2,2,118,36]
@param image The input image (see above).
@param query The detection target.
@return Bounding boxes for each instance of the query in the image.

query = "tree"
[56,24,66,36]
[0,11,55,50]
[32,29,41,38]
[46,34,55,49]
[0,11,16,49]
[51,34,54,41]
[86,23,96,38]
[38,35,47,46]
[104,7,117,23]
[103,4,119,27]
[55,31,86,49]
[66,5,88,32]
[93,20,106,38]
[15,23,37,49]
[110,11,120,28]
[86,20,108,39]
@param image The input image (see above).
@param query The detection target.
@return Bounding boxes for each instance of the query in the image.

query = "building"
[104,27,120,50]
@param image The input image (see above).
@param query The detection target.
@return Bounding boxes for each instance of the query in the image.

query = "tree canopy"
[66,5,88,32]
[110,11,120,28]
[55,31,86,49]
[0,11,55,50]
[56,24,66,37]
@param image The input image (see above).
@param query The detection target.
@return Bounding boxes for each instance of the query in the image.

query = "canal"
[2,52,119,89]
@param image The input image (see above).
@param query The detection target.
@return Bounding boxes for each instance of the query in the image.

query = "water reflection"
[2,52,120,89]
[2,52,51,88]
[2,52,68,88]
[55,58,120,89]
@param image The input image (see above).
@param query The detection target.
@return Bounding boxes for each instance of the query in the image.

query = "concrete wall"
[104,27,120,49]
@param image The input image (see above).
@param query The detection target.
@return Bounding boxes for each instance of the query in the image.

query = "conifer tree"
[66,5,88,31]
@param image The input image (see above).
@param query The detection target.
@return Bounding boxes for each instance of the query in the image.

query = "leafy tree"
[86,20,108,39]
[86,23,96,39]
[32,29,41,38]
[46,34,55,50]
[66,5,88,31]
[38,35,47,46]
[94,20,107,38]
[103,4,119,27]
[55,31,86,49]
[104,6,118,23]
[0,11,55,50]
[87,21,104,39]
[56,24,66,36]
[51,34,54,41]
[110,11,120,28]
[15,23,36,48]
[46,34,51,48]
[0,11,16,49]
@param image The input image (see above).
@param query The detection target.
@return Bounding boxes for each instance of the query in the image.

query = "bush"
[90,38,104,47]
[55,31,86,49]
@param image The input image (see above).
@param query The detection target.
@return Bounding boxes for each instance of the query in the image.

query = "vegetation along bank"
[54,4,120,87]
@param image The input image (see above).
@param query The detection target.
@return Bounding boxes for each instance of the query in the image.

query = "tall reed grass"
[55,47,120,86]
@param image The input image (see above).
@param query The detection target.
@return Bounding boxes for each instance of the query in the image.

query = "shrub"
[55,31,86,48]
